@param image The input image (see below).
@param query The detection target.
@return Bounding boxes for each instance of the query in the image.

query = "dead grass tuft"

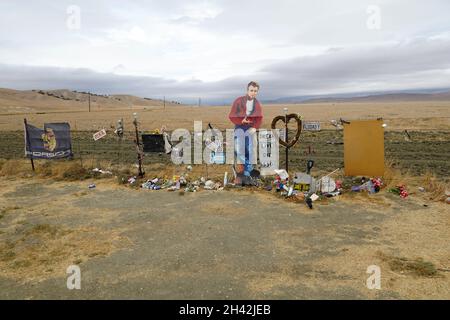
[421,170,448,201]
[383,158,415,189]
[0,159,118,181]
[377,251,440,278]
[58,162,89,180]
[0,223,131,282]
[24,223,61,238]
[0,159,32,177]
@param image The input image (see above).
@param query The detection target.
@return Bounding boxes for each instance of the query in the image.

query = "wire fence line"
[0,129,449,176]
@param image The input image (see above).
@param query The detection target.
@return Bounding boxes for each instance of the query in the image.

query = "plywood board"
[344,119,384,176]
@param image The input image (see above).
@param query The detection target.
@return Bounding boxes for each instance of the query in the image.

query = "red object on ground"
[398,185,408,198]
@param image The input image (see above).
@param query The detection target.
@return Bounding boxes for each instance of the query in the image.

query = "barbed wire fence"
[0,128,449,177]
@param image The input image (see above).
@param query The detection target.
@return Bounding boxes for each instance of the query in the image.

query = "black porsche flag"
[24,122,73,159]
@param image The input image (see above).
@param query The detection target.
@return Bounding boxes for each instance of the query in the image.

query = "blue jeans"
[234,125,255,176]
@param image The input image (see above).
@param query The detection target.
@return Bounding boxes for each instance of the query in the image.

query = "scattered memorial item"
[302,121,321,131]
[93,129,107,141]
[114,119,124,138]
[142,133,165,153]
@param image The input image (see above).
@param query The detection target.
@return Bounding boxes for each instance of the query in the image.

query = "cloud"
[258,35,450,95]
[106,26,148,43]
[0,0,450,103]
[1,35,450,104]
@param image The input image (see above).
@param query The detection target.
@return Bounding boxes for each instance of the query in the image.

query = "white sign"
[303,121,321,131]
[259,130,279,175]
[210,151,225,164]
[93,129,107,141]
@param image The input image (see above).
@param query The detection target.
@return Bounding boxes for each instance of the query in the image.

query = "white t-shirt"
[246,99,254,116]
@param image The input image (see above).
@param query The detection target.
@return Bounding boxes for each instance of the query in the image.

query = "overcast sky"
[1,0,450,104]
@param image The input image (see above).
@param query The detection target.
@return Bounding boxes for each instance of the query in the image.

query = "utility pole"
[88,92,91,112]
[163,96,166,110]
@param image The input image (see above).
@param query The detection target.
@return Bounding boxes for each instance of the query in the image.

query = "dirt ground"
[0,176,449,299]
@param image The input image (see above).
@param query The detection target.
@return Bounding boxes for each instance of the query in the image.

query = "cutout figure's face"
[247,85,259,99]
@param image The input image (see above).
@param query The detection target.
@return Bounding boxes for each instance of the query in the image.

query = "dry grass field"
[1,99,449,132]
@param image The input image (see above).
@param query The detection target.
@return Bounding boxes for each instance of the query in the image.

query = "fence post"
[74,121,83,168]
[23,118,35,171]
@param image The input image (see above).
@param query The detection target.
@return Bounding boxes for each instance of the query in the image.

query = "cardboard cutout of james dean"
[229,81,263,185]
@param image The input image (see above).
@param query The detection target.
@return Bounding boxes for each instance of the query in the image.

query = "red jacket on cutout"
[228,95,263,129]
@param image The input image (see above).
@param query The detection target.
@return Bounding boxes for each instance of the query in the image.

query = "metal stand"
[23,118,35,171]
[271,109,302,173]
[133,114,145,177]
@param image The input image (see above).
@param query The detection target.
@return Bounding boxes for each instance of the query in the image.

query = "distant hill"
[300,91,450,103]
[0,88,183,114]
[264,89,450,104]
